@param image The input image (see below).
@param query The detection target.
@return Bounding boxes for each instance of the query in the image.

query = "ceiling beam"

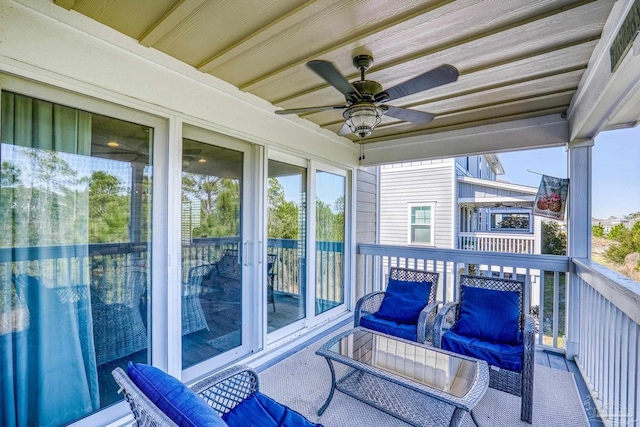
[568,0,640,139]
[357,114,569,166]
[138,0,208,47]
[197,0,333,73]
[53,0,75,10]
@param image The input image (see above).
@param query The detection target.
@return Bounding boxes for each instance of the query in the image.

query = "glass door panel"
[0,91,154,424]
[181,138,243,369]
[267,159,307,332]
[315,171,345,315]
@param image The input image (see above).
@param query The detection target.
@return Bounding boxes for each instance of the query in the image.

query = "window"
[491,211,531,231]
[408,204,435,245]
[1,90,154,424]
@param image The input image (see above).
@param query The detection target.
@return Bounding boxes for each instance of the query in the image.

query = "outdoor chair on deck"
[266,253,277,312]
[433,274,534,423]
[112,363,322,427]
[182,263,211,336]
[354,267,440,343]
[92,265,148,366]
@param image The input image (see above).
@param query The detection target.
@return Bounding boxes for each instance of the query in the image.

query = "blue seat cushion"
[127,362,227,427]
[359,314,417,342]
[223,392,322,427]
[454,285,520,344]
[375,278,432,324]
[441,331,523,371]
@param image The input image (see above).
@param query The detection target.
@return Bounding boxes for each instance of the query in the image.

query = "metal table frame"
[316,328,489,427]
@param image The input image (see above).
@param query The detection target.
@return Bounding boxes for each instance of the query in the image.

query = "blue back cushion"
[127,362,227,427]
[375,278,432,324]
[453,285,520,344]
[223,392,322,427]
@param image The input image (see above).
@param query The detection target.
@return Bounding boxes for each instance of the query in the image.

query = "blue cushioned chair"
[433,275,535,423]
[354,267,440,343]
[112,364,322,427]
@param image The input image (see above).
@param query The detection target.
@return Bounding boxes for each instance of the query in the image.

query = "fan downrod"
[353,54,373,80]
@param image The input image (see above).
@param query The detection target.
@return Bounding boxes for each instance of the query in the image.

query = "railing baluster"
[553,271,559,348]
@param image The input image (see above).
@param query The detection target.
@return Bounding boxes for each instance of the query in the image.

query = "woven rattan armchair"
[112,365,258,426]
[92,265,148,366]
[354,267,440,343]
[433,274,535,423]
[182,263,211,336]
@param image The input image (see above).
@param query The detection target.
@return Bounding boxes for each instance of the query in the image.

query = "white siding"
[356,166,378,300]
[379,160,454,249]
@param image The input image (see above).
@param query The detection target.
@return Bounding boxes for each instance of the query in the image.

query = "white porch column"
[565,139,593,359]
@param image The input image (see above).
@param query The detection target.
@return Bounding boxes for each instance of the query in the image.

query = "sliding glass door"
[267,157,307,335]
[314,167,346,316]
[180,127,253,370]
[0,89,159,424]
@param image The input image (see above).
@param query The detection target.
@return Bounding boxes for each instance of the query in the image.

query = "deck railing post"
[566,138,593,359]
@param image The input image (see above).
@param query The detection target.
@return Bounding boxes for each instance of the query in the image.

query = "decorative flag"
[533,175,569,220]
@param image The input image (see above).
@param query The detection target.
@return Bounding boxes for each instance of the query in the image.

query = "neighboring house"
[379,154,541,300]
[380,154,541,253]
[592,216,630,233]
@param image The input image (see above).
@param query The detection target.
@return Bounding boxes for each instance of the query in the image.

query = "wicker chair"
[354,267,440,343]
[182,263,211,336]
[266,253,277,312]
[433,274,535,423]
[92,265,148,366]
[112,365,258,426]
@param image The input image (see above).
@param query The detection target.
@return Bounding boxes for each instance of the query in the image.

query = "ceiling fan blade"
[384,106,435,123]
[276,105,345,115]
[337,122,351,136]
[307,60,361,100]
[376,64,459,102]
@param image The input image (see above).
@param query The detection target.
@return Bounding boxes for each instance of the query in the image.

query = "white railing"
[358,244,569,350]
[573,259,640,426]
[458,232,536,254]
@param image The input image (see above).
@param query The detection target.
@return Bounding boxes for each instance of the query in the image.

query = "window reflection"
[0,91,153,423]
[181,138,243,369]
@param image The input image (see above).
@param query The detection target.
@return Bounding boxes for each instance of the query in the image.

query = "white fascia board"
[458,176,538,194]
[483,153,505,175]
[568,0,640,140]
[2,0,359,166]
[359,115,569,166]
[457,196,536,205]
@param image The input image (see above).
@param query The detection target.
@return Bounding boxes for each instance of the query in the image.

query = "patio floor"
[256,326,602,427]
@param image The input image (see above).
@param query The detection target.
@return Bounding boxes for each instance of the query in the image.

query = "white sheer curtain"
[0,91,99,427]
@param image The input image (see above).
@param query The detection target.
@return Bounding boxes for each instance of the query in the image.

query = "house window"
[491,212,531,231]
[408,204,435,245]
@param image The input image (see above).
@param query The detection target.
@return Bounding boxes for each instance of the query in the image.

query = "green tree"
[541,221,566,255]
[607,223,628,241]
[497,214,529,229]
[592,223,605,238]
[268,178,299,239]
[605,222,639,264]
[88,171,130,243]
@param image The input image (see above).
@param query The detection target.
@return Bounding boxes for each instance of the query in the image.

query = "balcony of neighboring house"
[457,176,541,255]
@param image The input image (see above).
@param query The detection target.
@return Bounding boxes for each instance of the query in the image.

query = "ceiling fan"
[275,54,459,139]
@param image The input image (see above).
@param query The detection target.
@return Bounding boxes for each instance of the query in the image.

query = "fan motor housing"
[352,80,383,99]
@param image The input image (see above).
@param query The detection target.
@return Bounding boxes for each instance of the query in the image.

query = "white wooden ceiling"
[55,0,617,144]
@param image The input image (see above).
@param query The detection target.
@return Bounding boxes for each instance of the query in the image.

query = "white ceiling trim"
[458,176,538,194]
[358,114,569,166]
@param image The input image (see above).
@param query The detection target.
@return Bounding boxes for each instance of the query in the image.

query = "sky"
[498,126,640,219]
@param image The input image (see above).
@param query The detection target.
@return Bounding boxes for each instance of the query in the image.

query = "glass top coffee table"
[316,328,489,427]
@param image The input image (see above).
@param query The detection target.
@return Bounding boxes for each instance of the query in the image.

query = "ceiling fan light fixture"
[344,104,383,138]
